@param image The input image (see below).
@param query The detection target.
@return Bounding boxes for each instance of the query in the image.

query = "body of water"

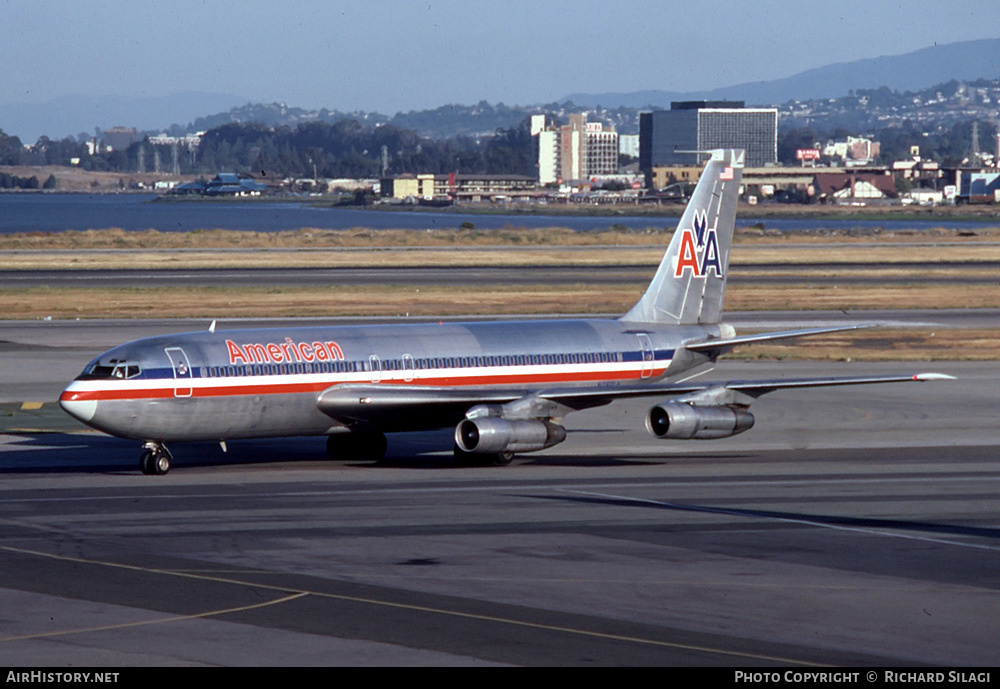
[1,193,998,234]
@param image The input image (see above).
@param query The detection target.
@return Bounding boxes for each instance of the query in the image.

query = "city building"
[380,173,443,200]
[650,164,901,204]
[537,128,560,185]
[823,136,881,165]
[452,173,540,202]
[741,166,822,203]
[810,172,896,202]
[533,114,619,184]
[103,126,138,152]
[148,132,204,150]
[585,120,619,179]
[380,173,538,202]
[892,154,942,190]
[639,101,777,174]
[958,171,1000,203]
[619,134,639,159]
[647,166,703,191]
[171,173,267,196]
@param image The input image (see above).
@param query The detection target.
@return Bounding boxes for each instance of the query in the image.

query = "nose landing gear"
[140,442,172,475]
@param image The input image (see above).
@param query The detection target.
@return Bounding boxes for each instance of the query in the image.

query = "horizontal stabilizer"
[686,325,869,355]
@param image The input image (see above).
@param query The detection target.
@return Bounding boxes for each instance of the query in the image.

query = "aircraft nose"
[59,390,97,424]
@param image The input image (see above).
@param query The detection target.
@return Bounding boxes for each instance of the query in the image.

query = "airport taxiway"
[0,317,998,665]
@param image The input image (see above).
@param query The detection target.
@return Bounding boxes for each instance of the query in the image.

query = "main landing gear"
[452,444,515,467]
[326,430,388,462]
[140,442,172,475]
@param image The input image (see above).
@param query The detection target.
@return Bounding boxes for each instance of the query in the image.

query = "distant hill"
[167,101,548,140]
[3,38,999,145]
[562,38,1000,108]
[163,103,390,137]
[778,78,1000,134]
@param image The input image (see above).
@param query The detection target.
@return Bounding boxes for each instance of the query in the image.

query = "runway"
[0,317,998,665]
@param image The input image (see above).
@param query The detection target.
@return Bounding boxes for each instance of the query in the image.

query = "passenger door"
[164,347,193,397]
[636,334,654,379]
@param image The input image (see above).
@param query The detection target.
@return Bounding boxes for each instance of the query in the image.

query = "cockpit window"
[78,359,141,380]
[111,364,141,379]
[82,364,115,378]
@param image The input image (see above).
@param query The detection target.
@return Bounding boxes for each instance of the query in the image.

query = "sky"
[2,1,1000,117]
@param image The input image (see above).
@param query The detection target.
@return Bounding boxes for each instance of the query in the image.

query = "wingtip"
[912,372,956,381]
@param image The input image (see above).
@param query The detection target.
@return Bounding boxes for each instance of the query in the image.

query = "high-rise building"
[640,101,777,170]
[585,121,619,179]
[537,129,559,185]
[534,114,619,184]
[619,134,640,159]
[560,113,587,182]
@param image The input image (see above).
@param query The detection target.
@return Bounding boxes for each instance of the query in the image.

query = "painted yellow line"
[19,402,44,410]
[0,592,308,643]
[0,544,825,666]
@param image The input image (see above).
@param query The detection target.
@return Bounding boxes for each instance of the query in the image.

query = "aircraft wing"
[536,372,954,406]
[722,372,954,397]
[538,373,954,408]
[317,372,953,429]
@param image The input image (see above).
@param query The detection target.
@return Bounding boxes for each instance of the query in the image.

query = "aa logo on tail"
[673,210,723,278]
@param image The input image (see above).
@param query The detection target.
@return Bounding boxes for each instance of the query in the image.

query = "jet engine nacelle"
[455,417,567,454]
[646,403,755,440]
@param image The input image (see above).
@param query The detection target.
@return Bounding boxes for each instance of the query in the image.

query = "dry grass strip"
[730,329,1000,361]
[3,283,998,319]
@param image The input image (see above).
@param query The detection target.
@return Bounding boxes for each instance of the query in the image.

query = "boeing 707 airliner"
[60,149,951,474]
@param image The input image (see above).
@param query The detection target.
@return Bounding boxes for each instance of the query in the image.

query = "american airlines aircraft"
[60,149,950,474]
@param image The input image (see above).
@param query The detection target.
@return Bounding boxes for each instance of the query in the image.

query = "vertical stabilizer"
[621,149,744,325]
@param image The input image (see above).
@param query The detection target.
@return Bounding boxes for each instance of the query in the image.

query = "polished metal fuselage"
[61,318,721,442]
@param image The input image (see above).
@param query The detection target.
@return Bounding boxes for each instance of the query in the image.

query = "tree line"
[3,109,995,180]
[195,119,535,178]
[0,118,537,179]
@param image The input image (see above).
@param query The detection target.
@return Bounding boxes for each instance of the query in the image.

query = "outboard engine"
[455,417,567,454]
[646,403,754,440]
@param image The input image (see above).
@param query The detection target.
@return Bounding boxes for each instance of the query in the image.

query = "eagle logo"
[673,210,723,278]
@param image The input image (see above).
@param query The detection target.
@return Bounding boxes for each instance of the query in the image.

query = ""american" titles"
[226,338,344,365]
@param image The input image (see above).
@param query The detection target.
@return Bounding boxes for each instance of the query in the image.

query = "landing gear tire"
[453,445,515,467]
[153,453,171,475]
[327,431,388,462]
[140,443,172,476]
[492,450,515,466]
